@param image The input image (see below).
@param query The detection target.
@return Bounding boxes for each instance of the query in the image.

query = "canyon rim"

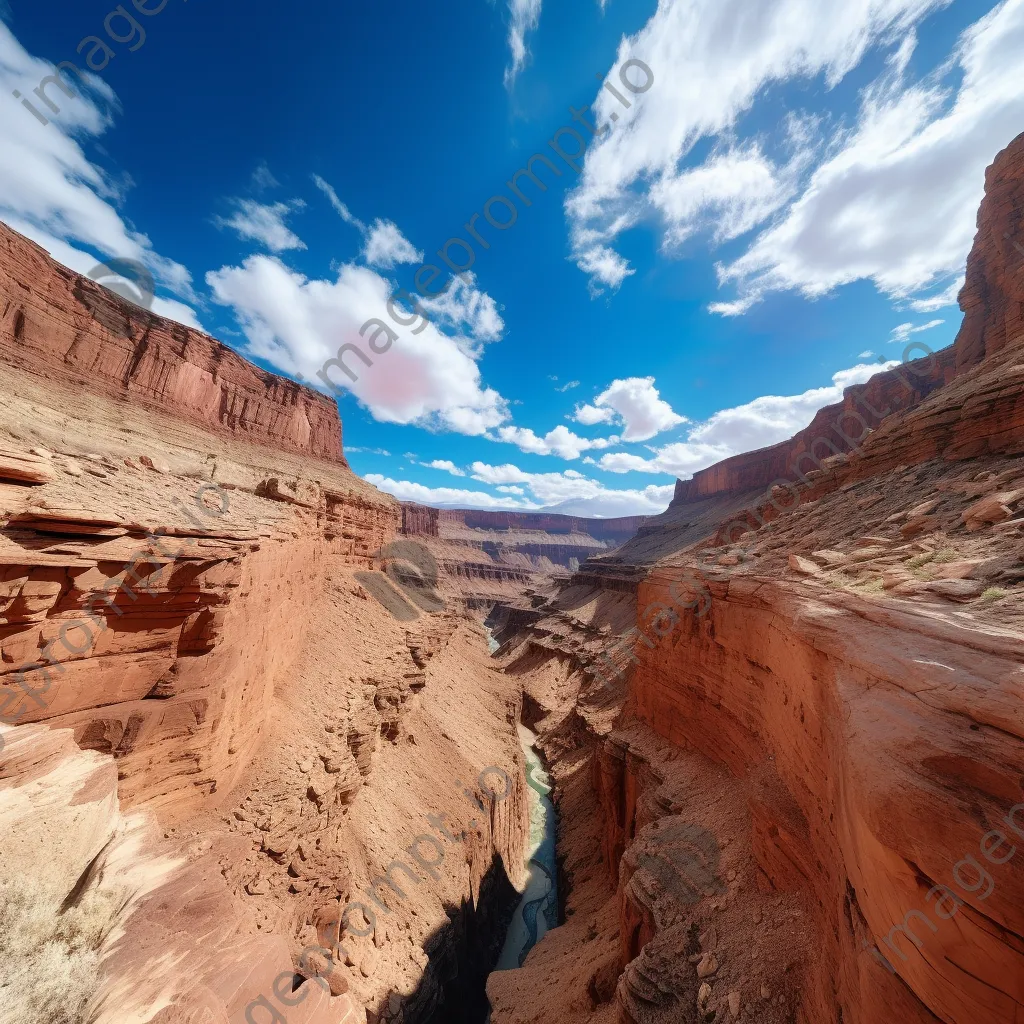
[1,130,1022,1022]
[1,3,1024,1021]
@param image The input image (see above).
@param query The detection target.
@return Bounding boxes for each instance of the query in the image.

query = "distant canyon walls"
[401,502,648,573]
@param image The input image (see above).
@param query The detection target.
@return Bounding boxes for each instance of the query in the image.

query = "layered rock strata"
[0,233,530,1024]
[0,224,345,462]
[400,503,647,616]
[487,132,1024,1024]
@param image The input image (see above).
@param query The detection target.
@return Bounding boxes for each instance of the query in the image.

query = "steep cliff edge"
[2,124,1021,1024]
[955,133,1024,373]
[0,230,530,1024]
[0,224,345,463]
[487,132,1024,1024]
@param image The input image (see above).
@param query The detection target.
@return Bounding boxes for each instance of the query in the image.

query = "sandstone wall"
[0,230,529,1024]
[953,131,1024,373]
[629,571,1023,1023]
[0,456,399,819]
[488,129,1024,1024]
[0,222,345,463]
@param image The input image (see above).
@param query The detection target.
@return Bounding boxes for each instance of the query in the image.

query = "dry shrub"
[0,878,123,1024]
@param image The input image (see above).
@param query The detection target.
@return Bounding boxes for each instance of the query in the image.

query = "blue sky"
[1,0,1019,515]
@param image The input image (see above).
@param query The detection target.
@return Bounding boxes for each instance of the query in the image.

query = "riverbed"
[494,723,558,970]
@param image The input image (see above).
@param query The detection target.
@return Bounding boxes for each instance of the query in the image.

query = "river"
[494,723,559,970]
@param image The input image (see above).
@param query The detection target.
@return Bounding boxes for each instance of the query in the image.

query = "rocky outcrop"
[953,132,1024,373]
[0,230,530,1024]
[0,721,363,1024]
[487,133,1024,1024]
[669,130,1024,509]
[0,428,397,820]
[0,222,345,463]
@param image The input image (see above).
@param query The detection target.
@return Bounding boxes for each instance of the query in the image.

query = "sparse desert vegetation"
[0,880,123,1024]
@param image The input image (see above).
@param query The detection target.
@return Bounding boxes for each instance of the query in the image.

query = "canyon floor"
[0,135,1022,1024]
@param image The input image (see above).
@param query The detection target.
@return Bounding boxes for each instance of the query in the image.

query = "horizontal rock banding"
[0,223,346,464]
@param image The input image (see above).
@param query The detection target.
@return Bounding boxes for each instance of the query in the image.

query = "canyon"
[0,129,1021,1024]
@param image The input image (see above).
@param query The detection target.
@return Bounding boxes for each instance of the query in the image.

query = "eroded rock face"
[954,132,1024,373]
[0,722,365,1024]
[487,133,1024,1024]
[0,234,530,1024]
[0,434,397,818]
[0,223,346,463]
[671,347,956,505]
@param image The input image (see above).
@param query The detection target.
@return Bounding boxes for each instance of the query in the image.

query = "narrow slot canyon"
[0,129,1022,1024]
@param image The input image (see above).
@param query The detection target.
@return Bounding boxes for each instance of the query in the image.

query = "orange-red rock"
[487,131,1024,1024]
[0,223,346,463]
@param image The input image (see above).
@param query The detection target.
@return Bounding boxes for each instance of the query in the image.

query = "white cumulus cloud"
[362,218,424,269]
[597,360,898,477]
[418,273,504,349]
[889,318,943,343]
[206,255,510,436]
[426,460,466,476]
[311,178,424,269]
[565,0,1023,318]
[471,461,678,515]
[0,21,200,325]
[494,424,620,459]
[503,0,543,87]
[574,377,687,441]
[712,1,1024,312]
[367,475,536,509]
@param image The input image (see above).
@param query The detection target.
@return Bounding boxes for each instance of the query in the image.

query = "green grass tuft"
[856,578,885,594]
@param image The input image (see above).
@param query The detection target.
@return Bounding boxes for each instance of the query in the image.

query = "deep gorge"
[0,129,1022,1024]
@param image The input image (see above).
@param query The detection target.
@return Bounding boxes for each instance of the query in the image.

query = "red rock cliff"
[0,222,345,464]
[954,131,1024,373]
[673,348,955,503]
[0,229,529,1024]
[488,131,1024,1024]
[671,130,1024,507]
